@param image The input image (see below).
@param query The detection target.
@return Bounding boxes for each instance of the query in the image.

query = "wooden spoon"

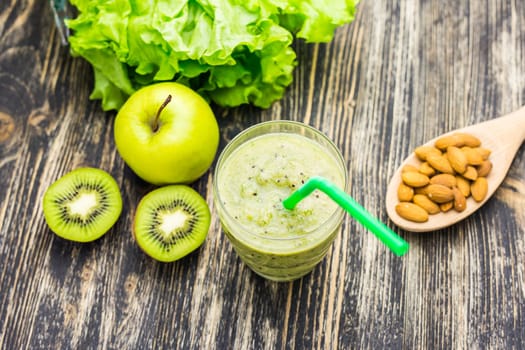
[386,106,525,232]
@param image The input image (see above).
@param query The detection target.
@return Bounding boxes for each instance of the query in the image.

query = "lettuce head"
[67,0,359,111]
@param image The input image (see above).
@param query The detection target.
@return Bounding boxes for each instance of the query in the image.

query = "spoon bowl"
[386,106,525,232]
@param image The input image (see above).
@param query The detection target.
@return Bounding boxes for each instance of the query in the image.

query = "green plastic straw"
[282,176,409,256]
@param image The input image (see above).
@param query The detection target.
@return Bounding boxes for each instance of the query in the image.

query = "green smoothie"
[213,121,347,281]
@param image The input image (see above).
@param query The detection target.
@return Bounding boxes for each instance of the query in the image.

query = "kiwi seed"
[42,167,122,242]
[133,185,211,262]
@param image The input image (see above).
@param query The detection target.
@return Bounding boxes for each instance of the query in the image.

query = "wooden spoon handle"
[500,105,525,141]
[517,107,525,141]
[470,106,525,140]
[467,107,525,179]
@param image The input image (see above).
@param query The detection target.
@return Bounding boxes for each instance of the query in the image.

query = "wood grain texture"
[1,0,524,349]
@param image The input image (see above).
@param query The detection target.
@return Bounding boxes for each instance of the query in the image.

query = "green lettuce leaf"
[67,0,359,111]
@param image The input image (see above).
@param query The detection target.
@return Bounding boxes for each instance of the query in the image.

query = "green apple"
[114,82,219,185]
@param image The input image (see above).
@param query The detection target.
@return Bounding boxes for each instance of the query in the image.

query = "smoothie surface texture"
[217,132,345,238]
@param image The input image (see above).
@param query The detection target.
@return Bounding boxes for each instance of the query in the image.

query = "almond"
[426,154,454,174]
[462,146,484,165]
[440,201,454,212]
[419,162,436,176]
[474,147,492,160]
[446,146,468,174]
[471,177,488,202]
[462,166,478,181]
[476,160,492,177]
[397,183,414,202]
[426,184,455,203]
[414,146,442,161]
[414,185,429,195]
[402,172,430,188]
[395,202,429,222]
[402,164,420,173]
[430,173,456,188]
[455,176,471,197]
[452,187,467,212]
[435,132,482,150]
[435,134,462,150]
[413,194,440,214]
[455,133,481,147]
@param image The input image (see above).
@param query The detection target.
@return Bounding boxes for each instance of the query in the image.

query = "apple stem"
[152,94,172,132]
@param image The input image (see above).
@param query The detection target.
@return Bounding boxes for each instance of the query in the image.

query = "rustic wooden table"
[1,1,524,349]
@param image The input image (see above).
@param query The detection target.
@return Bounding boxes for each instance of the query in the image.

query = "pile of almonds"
[395,132,491,223]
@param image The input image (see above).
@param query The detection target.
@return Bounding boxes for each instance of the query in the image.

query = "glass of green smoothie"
[213,121,348,281]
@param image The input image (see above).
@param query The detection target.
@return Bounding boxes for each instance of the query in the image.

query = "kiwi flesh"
[42,167,123,242]
[133,185,211,262]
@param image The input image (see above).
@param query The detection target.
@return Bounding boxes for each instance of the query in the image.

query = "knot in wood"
[0,112,15,143]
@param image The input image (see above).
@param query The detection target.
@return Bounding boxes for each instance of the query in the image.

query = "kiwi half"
[133,185,211,262]
[43,167,122,242]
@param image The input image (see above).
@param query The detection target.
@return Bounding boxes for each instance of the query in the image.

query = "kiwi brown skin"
[42,167,122,242]
[132,185,211,262]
